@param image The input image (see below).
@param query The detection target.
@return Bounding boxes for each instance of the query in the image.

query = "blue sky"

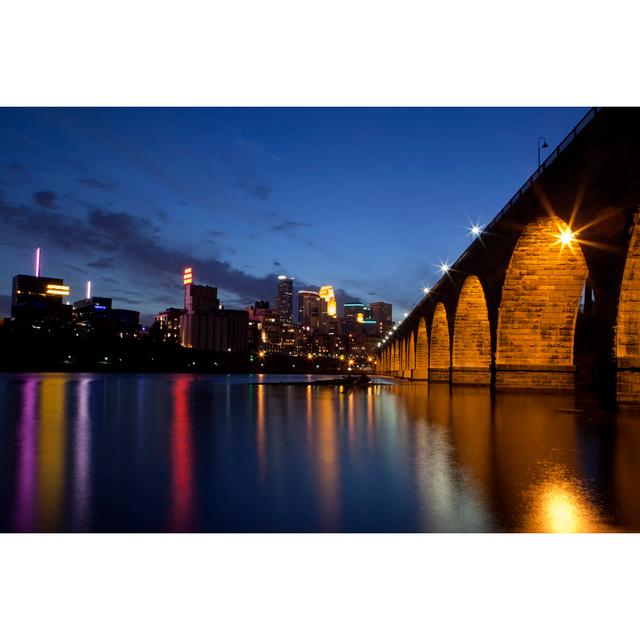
[0,107,587,322]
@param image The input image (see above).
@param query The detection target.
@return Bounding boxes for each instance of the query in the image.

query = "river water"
[0,372,639,533]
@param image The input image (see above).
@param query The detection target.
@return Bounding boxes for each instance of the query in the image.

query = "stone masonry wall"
[496,215,587,389]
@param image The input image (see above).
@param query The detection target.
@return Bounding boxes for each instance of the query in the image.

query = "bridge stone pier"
[377,108,640,405]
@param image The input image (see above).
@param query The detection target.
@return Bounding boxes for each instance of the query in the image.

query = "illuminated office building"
[155,307,183,342]
[179,267,248,352]
[370,301,393,335]
[318,285,337,319]
[298,290,321,330]
[343,302,370,323]
[11,252,72,325]
[275,275,294,324]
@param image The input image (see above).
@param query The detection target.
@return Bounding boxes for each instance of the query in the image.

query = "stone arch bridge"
[377,108,640,405]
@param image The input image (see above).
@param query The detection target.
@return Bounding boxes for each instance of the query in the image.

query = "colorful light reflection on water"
[0,373,639,533]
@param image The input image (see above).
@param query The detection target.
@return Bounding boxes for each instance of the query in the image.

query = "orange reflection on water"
[170,377,194,531]
[38,377,67,531]
[315,390,341,530]
[523,469,611,533]
[256,382,266,482]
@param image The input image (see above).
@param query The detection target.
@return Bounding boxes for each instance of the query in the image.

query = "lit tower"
[319,285,337,318]
[275,275,294,324]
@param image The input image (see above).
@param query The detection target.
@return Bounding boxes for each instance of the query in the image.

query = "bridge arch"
[617,214,640,403]
[429,302,451,382]
[496,214,588,389]
[406,331,416,378]
[392,342,399,375]
[415,318,429,380]
[452,275,491,384]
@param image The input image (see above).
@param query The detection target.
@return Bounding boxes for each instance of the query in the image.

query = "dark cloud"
[272,219,311,233]
[8,163,24,173]
[87,257,115,269]
[208,229,228,238]
[62,263,85,273]
[78,177,118,191]
[33,190,57,209]
[115,296,140,306]
[236,179,271,201]
[0,193,360,310]
[273,260,281,267]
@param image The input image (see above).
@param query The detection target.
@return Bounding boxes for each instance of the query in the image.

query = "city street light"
[538,136,549,169]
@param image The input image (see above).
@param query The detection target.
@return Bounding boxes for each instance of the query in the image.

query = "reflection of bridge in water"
[377,108,640,404]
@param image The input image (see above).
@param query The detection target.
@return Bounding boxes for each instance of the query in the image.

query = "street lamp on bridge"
[538,136,549,169]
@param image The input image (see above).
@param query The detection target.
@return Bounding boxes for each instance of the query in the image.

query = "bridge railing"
[482,106,600,236]
[398,106,602,333]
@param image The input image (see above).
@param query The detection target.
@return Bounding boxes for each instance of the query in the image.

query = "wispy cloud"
[236,138,281,163]
[78,177,118,191]
[271,219,311,233]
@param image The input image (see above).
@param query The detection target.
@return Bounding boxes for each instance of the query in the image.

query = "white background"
[2,1,639,638]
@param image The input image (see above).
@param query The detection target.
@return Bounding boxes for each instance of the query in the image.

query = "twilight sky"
[0,107,587,323]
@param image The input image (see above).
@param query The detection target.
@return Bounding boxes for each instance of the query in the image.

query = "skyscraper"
[370,301,393,335]
[318,285,337,318]
[298,290,321,330]
[179,267,248,352]
[275,275,294,324]
[343,302,368,323]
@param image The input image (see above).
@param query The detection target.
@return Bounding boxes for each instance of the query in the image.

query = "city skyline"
[0,107,587,322]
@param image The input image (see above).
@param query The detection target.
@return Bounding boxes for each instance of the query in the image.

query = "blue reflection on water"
[0,372,638,532]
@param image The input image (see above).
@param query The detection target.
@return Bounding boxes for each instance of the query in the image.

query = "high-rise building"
[11,250,72,325]
[179,267,248,352]
[184,282,220,314]
[318,285,337,319]
[369,301,393,335]
[298,290,321,330]
[246,300,273,351]
[275,275,294,324]
[343,302,369,323]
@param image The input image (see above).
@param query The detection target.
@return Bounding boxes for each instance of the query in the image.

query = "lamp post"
[538,136,549,169]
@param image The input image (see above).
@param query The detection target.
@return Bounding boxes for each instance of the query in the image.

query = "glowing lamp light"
[183,266,193,285]
[422,286,430,295]
[86,280,92,299]
[439,262,450,274]
[470,224,482,237]
[558,228,576,246]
